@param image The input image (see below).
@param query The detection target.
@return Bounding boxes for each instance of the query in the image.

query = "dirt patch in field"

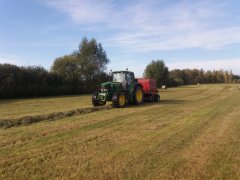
[0,105,113,128]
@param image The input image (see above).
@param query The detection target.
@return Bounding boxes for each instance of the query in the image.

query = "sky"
[0,0,240,77]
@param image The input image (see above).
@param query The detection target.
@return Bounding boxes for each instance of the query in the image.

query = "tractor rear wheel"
[134,86,144,105]
[92,91,106,106]
[112,91,126,108]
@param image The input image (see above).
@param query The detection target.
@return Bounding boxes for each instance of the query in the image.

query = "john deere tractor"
[92,71,144,108]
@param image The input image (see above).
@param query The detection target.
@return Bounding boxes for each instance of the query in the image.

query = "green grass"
[0,84,240,179]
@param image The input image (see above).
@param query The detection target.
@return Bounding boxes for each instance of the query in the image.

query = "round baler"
[137,78,160,102]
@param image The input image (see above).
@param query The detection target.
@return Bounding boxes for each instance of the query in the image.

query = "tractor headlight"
[101,88,108,92]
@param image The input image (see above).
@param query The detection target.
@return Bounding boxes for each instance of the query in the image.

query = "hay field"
[0,95,92,120]
[0,84,239,179]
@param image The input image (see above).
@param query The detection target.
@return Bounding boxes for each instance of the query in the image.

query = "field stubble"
[0,84,239,179]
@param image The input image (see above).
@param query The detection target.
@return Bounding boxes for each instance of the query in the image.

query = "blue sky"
[1,0,240,77]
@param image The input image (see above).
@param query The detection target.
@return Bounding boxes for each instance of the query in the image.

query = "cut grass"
[0,95,92,120]
[0,84,239,179]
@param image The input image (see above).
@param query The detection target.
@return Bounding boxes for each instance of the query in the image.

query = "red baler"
[137,78,160,102]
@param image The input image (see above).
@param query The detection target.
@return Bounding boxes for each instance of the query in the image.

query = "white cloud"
[0,55,50,67]
[44,0,240,52]
[45,0,113,24]
[0,56,22,65]
[112,26,240,52]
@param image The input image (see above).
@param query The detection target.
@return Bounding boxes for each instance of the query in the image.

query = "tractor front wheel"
[112,92,126,108]
[92,91,106,107]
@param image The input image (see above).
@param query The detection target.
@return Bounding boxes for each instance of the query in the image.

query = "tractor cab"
[112,71,135,90]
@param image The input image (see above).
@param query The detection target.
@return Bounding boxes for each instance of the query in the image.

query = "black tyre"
[92,91,106,106]
[112,91,126,108]
[133,86,144,105]
[154,94,160,102]
[150,95,155,103]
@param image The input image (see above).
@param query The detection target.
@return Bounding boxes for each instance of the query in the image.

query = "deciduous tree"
[144,60,169,87]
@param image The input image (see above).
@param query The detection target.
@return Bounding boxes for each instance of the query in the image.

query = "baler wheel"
[150,95,155,103]
[154,94,160,102]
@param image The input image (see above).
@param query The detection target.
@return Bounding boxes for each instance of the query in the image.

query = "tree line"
[0,38,240,99]
[168,68,236,86]
[0,64,63,98]
[0,37,109,99]
[144,60,240,87]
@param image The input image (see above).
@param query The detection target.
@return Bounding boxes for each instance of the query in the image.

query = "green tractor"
[92,71,144,108]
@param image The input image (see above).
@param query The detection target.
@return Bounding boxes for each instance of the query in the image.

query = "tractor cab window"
[112,72,126,83]
[126,73,134,84]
